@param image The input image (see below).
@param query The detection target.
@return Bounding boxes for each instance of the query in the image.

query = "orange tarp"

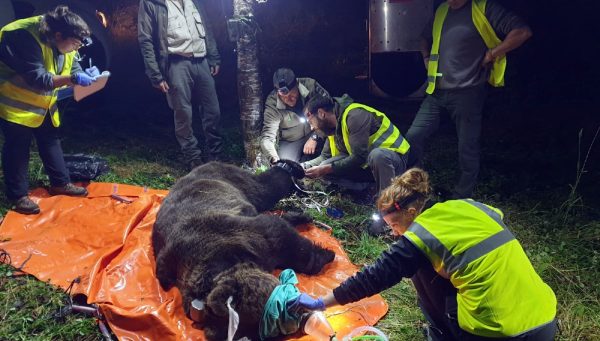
[0,183,388,340]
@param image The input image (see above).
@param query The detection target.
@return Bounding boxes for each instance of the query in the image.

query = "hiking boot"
[13,196,40,215]
[49,183,88,197]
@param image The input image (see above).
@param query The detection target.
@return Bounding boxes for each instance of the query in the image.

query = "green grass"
[0,272,99,340]
[0,109,599,340]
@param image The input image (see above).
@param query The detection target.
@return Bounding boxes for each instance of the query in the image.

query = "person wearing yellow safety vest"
[406,0,532,199]
[297,168,557,340]
[0,6,97,215]
[302,95,416,235]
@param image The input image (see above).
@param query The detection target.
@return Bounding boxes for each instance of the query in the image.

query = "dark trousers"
[413,264,557,341]
[406,85,487,198]
[166,56,223,162]
[316,148,409,196]
[0,115,70,200]
[412,263,457,340]
[278,135,325,163]
[367,148,410,195]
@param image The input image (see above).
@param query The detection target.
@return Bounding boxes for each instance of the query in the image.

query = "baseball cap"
[273,68,297,95]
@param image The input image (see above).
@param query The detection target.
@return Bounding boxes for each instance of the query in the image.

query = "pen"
[89,58,92,68]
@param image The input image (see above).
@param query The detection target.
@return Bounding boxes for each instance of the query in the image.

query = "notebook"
[73,71,111,102]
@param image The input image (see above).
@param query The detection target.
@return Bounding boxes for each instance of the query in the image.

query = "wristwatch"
[310,133,319,141]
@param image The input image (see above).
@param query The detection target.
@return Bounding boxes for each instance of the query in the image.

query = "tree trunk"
[234,0,263,167]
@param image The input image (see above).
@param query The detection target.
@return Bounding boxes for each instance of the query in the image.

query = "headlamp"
[277,86,291,95]
[81,36,93,47]
[378,193,425,218]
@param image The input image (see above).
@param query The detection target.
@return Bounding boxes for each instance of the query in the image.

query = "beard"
[313,116,336,136]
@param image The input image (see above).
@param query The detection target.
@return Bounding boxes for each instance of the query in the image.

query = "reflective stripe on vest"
[0,16,75,128]
[404,200,557,337]
[426,0,506,94]
[328,103,409,168]
[408,200,514,274]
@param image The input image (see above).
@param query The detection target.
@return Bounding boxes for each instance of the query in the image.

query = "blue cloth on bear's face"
[259,269,302,340]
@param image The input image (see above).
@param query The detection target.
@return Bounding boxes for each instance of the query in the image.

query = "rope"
[16,253,32,271]
[292,178,330,212]
[0,248,11,265]
[64,276,81,304]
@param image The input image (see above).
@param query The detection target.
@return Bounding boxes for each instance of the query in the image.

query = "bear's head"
[202,262,279,341]
[273,159,305,180]
[295,242,336,275]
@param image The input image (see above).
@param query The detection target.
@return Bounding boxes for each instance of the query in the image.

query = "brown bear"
[152,160,335,340]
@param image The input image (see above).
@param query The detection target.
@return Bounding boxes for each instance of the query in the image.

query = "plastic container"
[301,312,337,341]
[342,326,388,341]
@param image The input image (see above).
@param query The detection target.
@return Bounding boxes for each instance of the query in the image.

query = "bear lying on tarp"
[153,160,335,340]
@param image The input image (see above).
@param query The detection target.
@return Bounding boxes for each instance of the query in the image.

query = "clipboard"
[74,71,110,102]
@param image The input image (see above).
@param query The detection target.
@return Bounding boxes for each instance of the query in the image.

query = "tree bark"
[234,0,263,167]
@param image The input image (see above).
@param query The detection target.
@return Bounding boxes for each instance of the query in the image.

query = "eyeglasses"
[81,37,93,47]
[71,36,93,49]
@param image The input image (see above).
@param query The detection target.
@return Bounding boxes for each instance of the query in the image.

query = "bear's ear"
[206,277,238,317]
[275,159,305,179]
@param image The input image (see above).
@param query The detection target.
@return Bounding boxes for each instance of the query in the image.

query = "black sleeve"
[333,236,429,305]
[137,0,164,86]
[197,1,220,66]
[485,0,530,39]
[0,29,54,90]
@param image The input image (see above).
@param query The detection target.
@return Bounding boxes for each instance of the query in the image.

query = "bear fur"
[152,160,335,340]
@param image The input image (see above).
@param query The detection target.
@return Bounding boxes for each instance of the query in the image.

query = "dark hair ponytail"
[40,5,90,42]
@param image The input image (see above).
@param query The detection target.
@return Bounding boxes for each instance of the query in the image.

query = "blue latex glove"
[71,72,97,87]
[286,293,326,311]
[84,66,100,77]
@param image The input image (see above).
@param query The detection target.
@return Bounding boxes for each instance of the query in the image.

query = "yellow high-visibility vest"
[329,103,409,168]
[426,0,507,94]
[404,200,557,337]
[0,16,76,128]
